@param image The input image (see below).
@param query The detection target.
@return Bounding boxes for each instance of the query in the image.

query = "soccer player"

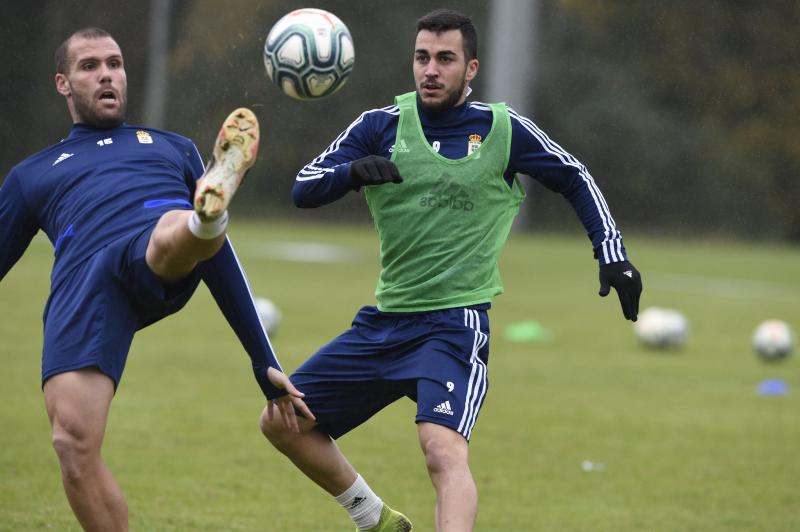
[0,28,312,531]
[260,8,642,532]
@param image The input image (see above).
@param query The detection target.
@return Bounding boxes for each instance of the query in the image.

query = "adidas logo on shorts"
[433,401,454,416]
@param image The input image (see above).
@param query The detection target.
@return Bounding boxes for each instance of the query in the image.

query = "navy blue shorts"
[41,224,202,387]
[291,305,490,441]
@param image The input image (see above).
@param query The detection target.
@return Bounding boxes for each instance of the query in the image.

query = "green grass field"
[1,219,798,531]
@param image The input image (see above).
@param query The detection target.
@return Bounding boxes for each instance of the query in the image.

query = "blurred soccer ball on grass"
[254,297,282,336]
[634,307,689,350]
[752,319,794,361]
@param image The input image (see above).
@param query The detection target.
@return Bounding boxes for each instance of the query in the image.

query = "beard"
[71,88,127,128]
[417,72,468,113]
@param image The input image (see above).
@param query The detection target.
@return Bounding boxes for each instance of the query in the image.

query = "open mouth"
[98,90,117,102]
[421,81,444,96]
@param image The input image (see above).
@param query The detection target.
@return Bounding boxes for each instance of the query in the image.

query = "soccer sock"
[187,210,228,240]
[334,474,384,531]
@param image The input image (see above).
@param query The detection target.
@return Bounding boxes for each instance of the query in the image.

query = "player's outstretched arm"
[293,109,391,208]
[506,109,641,320]
[264,367,315,432]
[0,170,39,282]
[198,238,287,399]
[508,108,628,265]
[598,260,642,321]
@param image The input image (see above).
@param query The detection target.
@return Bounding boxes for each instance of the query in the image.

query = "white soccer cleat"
[194,107,260,221]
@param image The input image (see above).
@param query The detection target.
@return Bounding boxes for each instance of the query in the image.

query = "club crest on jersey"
[467,134,482,155]
[136,130,153,144]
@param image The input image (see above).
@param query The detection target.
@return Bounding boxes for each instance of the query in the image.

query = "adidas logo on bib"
[420,177,474,211]
[433,401,454,416]
[389,139,410,154]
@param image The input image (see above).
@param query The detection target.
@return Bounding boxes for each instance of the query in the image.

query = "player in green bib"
[260,9,642,531]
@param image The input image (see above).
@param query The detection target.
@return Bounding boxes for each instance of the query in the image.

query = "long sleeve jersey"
[0,123,282,398]
[294,99,627,265]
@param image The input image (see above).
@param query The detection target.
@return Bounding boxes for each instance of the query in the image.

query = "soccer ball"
[634,307,689,349]
[254,297,282,336]
[752,320,794,361]
[263,8,355,100]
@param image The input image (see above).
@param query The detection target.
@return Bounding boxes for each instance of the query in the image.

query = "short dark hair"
[55,27,114,74]
[416,9,478,61]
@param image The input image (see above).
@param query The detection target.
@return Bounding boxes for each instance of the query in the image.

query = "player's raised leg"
[44,368,127,532]
[146,108,259,282]
[194,107,259,220]
[418,422,477,531]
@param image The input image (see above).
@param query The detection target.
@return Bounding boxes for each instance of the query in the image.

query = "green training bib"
[365,92,525,312]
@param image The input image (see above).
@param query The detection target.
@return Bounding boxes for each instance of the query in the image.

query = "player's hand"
[265,367,315,432]
[598,260,642,321]
[349,155,403,186]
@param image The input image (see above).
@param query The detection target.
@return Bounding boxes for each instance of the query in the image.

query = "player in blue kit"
[259,9,642,532]
[0,27,312,531]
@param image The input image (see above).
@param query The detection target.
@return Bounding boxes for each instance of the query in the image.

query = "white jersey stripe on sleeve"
[296,165,336,182]
[226,236,282,371]
[299,105,399,179]
[191,142,206,174]
[510,110,613,225]
[509,108,625,261]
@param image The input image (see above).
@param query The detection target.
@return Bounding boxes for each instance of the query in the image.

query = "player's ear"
[55,73,71,96]
[466,58,478,82]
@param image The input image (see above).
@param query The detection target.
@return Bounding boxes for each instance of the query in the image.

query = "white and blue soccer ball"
[634,307,689,349]
[254,297,282,336]
[752,319,794,361]
[263,8,355,100]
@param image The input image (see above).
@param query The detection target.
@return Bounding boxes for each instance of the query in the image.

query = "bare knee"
[259,407,304,449]
[147,228,169,259]
[146,225,183,277]
[51,424,99,483]
[43,369,114,486]
[258,408,276,438]
[145,229,170,275]
[421,436,468,476]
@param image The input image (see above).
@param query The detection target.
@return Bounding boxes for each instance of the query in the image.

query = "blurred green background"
[2,0,799,239]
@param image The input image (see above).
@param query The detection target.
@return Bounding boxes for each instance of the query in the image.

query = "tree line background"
[1,0,797,241]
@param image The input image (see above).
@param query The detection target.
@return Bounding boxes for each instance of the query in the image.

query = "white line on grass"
[244,241,360,263]
[649,272,800,301]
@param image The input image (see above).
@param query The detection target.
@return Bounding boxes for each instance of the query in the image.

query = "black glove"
[349,155,403,186]
[598,260,642,321]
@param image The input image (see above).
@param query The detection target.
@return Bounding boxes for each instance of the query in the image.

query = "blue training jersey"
[0,122,283,398]
[294,98,628,265]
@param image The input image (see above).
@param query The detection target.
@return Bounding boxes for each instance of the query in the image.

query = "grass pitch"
[1,219,798,531]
